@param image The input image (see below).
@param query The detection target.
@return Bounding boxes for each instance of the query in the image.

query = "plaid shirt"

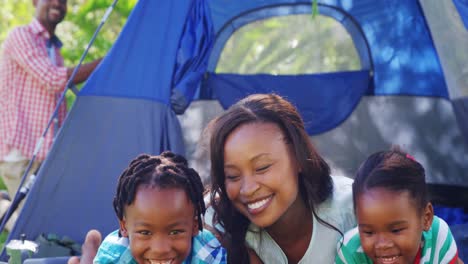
[94,229,227,264]
[0,19,68,161]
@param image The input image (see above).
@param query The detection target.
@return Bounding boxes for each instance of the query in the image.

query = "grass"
[0,230,7,250]
[0,176,8,249]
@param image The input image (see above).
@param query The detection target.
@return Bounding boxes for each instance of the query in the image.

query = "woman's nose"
[239,175,260,197]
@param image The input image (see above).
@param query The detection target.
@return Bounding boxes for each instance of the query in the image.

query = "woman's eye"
[226,175,239,181]
[256,165,271,172]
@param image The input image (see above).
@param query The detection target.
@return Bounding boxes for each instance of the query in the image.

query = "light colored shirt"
[245,176,356,263]
[0,19,67,161]
[94,229,227,264]
[3,149,27,162]
[335,215,459,264]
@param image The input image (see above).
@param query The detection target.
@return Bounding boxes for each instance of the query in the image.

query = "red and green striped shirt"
[335,216,458,264]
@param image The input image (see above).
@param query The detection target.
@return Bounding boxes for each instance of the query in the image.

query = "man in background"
[0,0,102,230]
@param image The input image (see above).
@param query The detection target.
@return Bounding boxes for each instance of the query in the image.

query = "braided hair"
[113,151,206,231]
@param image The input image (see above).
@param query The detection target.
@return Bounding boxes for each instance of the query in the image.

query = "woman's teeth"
[248,197,270,210]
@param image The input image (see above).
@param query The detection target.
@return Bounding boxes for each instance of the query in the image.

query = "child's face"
[356,188,433,264]
[223,122,302,228]
[119,186,198,264]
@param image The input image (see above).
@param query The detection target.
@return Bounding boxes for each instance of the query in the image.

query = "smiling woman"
[207,93,356,263]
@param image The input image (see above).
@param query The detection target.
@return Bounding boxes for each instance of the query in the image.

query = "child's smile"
[147,259,175,264]
[375,254,403,264]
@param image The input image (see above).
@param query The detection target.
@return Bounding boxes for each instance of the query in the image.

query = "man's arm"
[66,58,102,85]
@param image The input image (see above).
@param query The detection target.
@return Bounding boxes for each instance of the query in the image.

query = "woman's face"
[223,122,301,228]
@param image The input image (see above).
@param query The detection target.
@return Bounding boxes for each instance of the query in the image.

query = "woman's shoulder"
[321,176,353,210]
[317,176,356,231]
[331,175,353,193]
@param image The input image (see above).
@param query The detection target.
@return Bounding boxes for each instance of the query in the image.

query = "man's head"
[33,0,67,35]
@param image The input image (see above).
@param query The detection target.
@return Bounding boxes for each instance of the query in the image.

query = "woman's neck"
[266,196,313,263]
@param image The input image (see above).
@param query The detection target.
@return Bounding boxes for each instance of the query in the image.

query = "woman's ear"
[422,203,434,231]
[119,218,129,237]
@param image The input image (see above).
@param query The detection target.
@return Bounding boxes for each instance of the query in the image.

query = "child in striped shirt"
[336,148,461,264]
[94,151,226,264]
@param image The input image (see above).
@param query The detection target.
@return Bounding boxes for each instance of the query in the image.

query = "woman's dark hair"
[113,151,206,232]
[207,93,335,263]
[352,146,428,213]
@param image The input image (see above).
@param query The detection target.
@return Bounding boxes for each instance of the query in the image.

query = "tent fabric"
[173,0,215,106]
[207,0,448,98]
[6,97,185,252]
[453,0,468,30]
[419,0,468,142]
[453,98,468,143]
[311,96,468,187]
[419,0,468,99]
[81,0,214,106]
[205,70,371,135]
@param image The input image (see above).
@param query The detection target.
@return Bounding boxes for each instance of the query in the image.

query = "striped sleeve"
[335,227,371,264]
[421,216,459,264]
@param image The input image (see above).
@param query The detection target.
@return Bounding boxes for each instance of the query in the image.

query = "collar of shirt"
[29,18,63,48]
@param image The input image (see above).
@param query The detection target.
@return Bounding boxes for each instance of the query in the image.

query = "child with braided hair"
[93,151,226,264]
[336,147,462,264]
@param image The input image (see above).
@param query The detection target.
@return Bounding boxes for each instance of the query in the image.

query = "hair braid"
[113,151,206,231]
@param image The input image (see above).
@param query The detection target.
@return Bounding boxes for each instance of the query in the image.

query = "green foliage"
[0,0,33,42]
[312,0,319,19]
[59,0,136,65]
[0,230,8,253]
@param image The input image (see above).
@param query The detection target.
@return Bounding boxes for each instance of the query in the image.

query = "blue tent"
[5,0,468,261]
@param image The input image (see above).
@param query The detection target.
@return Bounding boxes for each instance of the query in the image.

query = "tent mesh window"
[216,14,361,75]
